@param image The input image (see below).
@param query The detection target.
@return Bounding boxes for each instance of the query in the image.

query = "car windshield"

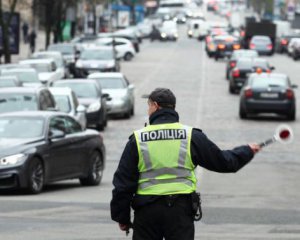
[94,77,126,89]
[252,37,271,43]
[251,78,287,88]
[53,95,71,113]
[0,93,37,113]
[48,45,74,55]
[234,51,258,58]
[33,54,63,67]
[253,60,268,68]
[1,71,39,83]
[53,82,98,98]
[80,49,114,60]
[0,117,44,138]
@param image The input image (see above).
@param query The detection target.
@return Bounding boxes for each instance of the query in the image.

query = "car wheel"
[239,105,247,119]
[80,151,103,186]
[27,158,44,194]
[229,84,235,94]
[124,52,134,61]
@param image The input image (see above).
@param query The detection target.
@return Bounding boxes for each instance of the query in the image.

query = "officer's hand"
[119,223,130,231]
[248,143,261,154]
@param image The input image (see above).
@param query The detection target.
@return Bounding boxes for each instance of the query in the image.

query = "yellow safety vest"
[134,123,197,195]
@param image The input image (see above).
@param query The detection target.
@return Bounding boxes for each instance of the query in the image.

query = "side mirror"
[128,84,134,90]
[270,66,275,70]
[102,93,112,101]
[49,129,65,139]
[76,104,86,113]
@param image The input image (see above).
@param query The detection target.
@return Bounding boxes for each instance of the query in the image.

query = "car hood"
[78,98,99,106]
[103,89,127,99]
[23,82,43,87]
[0,137,43,156]
[78,60,115,68]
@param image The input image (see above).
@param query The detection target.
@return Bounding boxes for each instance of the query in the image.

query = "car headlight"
[174,33,178,38]
[161,33,167,38]
[0,154,27,166]
[188,30,193,35]
[87,101,101,113]
[106,62,114,68]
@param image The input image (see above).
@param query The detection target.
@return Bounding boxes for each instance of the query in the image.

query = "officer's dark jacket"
[110,108,254,224]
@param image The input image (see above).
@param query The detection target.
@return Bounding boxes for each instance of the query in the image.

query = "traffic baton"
[259,124,293,148]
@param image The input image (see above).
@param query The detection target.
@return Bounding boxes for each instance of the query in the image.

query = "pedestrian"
[28,29,36,53]
[110,87,261,240]
[22,22,29,43]
[150,25,160,42]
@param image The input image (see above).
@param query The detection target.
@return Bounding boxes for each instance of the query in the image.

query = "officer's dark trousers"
[132,195,195,240]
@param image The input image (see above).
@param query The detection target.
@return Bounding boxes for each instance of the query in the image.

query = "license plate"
[260,93,279,98]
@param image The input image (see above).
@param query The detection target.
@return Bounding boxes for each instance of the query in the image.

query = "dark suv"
[0,87,56,113]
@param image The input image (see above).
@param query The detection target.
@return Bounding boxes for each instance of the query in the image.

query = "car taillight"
[286,89,294,99]
[218,44,226,49]
[266,69,271,73]
[250,43,255,49]
[232,69,240,77]
[244,87,253,98]
[256,68,263,74]
[281,39,288,45]
[233,44,240,50]
[209,43,215,50]
[267,44,273,50]
[240,31,245,37]
[230,61,236,68]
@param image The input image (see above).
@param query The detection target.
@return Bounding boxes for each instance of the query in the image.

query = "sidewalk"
[11,30,46,63]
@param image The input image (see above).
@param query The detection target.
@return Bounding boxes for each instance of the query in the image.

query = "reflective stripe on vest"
[134,123,197,195]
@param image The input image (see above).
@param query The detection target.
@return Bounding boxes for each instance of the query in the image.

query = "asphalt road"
[1,14,300,240]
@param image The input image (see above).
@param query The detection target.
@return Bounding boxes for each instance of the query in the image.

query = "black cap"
[143,88,176,109]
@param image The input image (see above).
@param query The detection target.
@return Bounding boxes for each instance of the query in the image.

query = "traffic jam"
[0,1,298,195]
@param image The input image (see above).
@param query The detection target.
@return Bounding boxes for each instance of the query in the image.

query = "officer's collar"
[149,108,179,125]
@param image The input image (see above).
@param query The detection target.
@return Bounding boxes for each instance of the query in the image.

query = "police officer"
[110,88,261,240]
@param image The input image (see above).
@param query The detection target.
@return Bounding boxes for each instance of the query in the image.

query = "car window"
[94,77,126,89]
[71,91,79,108]
[53,95,71,113]
[251,78,287,88]
[63,116,82,134]
[1,71,39,83]
[49,117,66,133]
[80,49,114,60]
[0,93,38,113]
[53,82,99,98]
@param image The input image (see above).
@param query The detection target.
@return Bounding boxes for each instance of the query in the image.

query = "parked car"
[0,76,22,87]
[239,73,297,120]
[0,87,56,113]
[229,57,274,93]
[19,59,61,86]
[225,50,258,79]
[49,87,87,129]
[88,72,134,118]
[94,37,136,61]
[52,79,109,131]
[74,46,121,78]
[0,111,106,194]
[0,68,42,87]
[249,35,273,55]
[31,51,68,78]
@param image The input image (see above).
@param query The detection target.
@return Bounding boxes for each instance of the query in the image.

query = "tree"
[0,0,18,63]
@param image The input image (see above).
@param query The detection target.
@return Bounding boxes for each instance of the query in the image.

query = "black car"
[239,73,297,120]
[276,34,300,53]
[214,35,241,60]
[52,79,109,131]
[74,47,121,78]
[0,87,56,113]
[225,50,258,79]
[0,111,105,194]
[229,57,274,93]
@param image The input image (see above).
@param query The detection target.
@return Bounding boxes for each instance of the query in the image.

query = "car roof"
[0,75,19,80]
[49,87,73,95]
[0,87,45,93]
[54,79,98,84]
[48,43,75,47]
[96,37,129,43]
[1,67,37,73]
[250,73,287,79]
[88,72,124,78]
[20,58,54,64]
[33,51,62,56]
[0,111,68,118]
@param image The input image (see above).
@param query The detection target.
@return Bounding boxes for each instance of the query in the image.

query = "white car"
[49,87,87,129]
[0,68,42,87]
[19,59,61,86]
[31,51,67,78]
[287,38,300,56]
[159,20,179,41]
[94,37,136,61]
[88,72,135,118]
[187,19,209,40]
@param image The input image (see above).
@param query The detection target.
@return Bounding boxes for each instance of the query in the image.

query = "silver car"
[88,72,134,118]
[0,68,42,87]
[49,87,87,129]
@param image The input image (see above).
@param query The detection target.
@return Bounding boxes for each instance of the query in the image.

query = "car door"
[46,116,75,180]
